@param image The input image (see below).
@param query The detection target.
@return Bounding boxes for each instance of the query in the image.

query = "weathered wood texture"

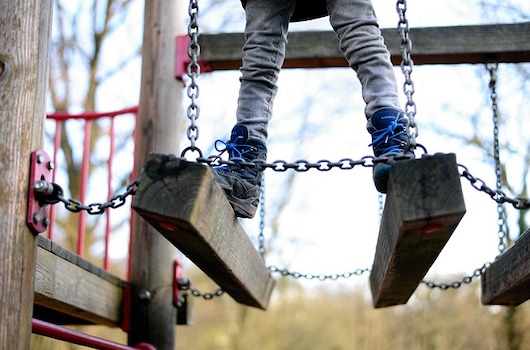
[133,154,275,310]
[194,22,530,71]
[481,228,530,306]
[33,236,125,326]
[370,153,466,308]
[0,0,53,348]
[128,0,181,348]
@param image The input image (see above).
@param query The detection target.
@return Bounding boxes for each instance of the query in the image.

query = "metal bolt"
[36,154,45,164]
[33,213,42,224]
[138,289,151,303]
[47,161,55,170]
[43,218,50,228]
[33,180,54,195]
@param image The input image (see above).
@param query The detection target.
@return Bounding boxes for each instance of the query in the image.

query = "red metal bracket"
[175,35,212,83]
[173,259,185,307]
[121,283,132,333]
[27,150,54,234]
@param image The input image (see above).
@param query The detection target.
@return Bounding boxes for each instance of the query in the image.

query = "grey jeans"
[237,0,401,141]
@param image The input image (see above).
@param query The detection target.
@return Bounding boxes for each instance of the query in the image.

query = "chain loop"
[421,263,490,289]
[38,179,140,215]
[198,153,415,173]
[396,0,418,147]
[268,265,370,281]
[179,278,224,300]
[458,164,530,210]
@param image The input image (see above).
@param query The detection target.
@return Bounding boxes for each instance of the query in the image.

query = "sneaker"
[368,108,414,193]
[213,124,267,218]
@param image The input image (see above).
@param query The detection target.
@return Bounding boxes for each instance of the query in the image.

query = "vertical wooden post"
[128,0,181,348]
[0,0,53,348]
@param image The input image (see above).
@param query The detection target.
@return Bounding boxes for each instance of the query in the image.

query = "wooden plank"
[33,237,125,327]
[132,153,275,310]
[194,22,530,71]
[370,153,466,308]
[481,228,530,306]
[0,0,53,348]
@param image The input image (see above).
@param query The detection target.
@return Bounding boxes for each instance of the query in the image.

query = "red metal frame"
[45,106,138,269]
[40,107,147,346]
[32,319,155,350]
[27,150,54,234]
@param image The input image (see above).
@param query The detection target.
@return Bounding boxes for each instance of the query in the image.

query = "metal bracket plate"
[27,149,53,234]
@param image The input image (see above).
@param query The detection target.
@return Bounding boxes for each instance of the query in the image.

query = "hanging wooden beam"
[481,228,530,306]
[132,153,275,310]
[190,22,530,72]
[370,153,466,308]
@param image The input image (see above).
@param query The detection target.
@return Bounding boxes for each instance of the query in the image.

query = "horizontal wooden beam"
[132,153,275,310]
[481,228,530,306]
[193,22,530,71]
[370,153,466,308]
[34,236,125,327]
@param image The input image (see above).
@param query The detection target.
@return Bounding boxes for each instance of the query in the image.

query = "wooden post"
[481,228,530,306]
[370,153,466,307]
[0,0,53,348]
[128,0,181,348]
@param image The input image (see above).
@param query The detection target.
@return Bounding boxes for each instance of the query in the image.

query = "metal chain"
[487,62,508,253]
[36,179,141,215]
[197,153,414,173]
[178,278,225,300]
[459,164,530,210]
[182,0,202,157]
[421,263,490,290]
[396,0,418,148]
[269,265,371,281]
[258,174,266,256]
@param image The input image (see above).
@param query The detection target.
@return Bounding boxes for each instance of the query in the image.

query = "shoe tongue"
[371,109,405,129]
[230,125,249,143]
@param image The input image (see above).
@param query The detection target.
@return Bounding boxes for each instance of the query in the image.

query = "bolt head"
[36,154,44,164]
[47,161,55,170]
[138,289,151,302]
[33,213,42,223]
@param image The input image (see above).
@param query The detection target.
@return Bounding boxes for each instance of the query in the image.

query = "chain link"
[396,0,418,148]
[269,265,371,281]
[487,62,508,253]
[258,174,266,256]
[421,263,490,289]
[197,154,414,173]
[182,0,202,157]
[459,164,530,210]
[178,278,224,300]
[39,179,141,215]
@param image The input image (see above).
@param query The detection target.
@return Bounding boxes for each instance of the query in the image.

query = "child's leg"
[236,0,296,142]
[327,0,414,193]
[327,0,401,118]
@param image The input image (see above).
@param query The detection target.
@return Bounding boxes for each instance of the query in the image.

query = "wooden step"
[481,228,530,306]
[370,153,466,307]
[132,153,275,310]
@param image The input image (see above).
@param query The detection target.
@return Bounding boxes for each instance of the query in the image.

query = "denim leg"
[236,0,296,142]
[326,0,401,119]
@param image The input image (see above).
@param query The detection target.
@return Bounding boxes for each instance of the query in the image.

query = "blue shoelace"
[215,138,255,159]
[368,115,406,155]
